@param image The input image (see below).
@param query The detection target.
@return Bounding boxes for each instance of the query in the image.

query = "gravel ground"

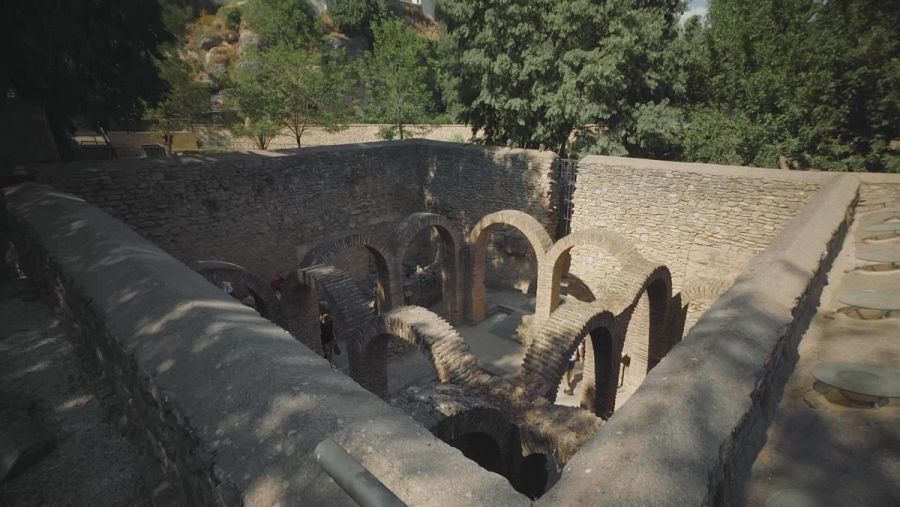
[0,273,161,506]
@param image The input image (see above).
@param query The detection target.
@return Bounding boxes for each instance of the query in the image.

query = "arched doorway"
[466,210,553,324]
[391,213,464,325]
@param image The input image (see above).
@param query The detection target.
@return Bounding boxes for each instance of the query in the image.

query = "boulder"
[199,35,223,51]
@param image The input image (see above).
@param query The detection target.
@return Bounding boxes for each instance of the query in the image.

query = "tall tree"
[362,19,436,139]
[694,0,900,171]
[440,0,684,157]
[242,0,319,48]
[144,54,212,155]
[225,44,354,149]
[328,0,388,43]
[0,0,177,158]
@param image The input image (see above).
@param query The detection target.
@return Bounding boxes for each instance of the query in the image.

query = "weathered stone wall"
[568,157,829,325]
[540,175,859,506]
[423,144,559,294]
[31,141,558,292]
[2,184,529,506]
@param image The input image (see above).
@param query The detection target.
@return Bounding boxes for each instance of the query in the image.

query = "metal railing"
[315,439,407,507]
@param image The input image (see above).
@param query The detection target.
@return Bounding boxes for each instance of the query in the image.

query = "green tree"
[0,0,177,159]
[696,0,900,171]
[144,54,211,155]
[243,0,319,47]
[328,0,388,41]
[440,0,684,157]
[225,43,355,149]
[362,19,436,139]
[225,53,283,150]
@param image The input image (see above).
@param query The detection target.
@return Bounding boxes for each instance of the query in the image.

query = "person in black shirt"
[320,313,336,365]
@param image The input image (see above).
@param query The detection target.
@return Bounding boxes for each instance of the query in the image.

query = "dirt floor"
[0,273,163,506]
[746,196,900,506]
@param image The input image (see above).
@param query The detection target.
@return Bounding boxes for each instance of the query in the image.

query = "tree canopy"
[690,0,900,171]
[361,19,436,139]
[439,0,684,157]
[0,0,176,157]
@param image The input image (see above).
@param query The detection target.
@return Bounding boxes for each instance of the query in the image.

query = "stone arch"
[534,229,639,326]
[280,264,376,361]
[518,302,620,417]
[465,210,554,323]
[391,213,465,325]
[192,260,280,322]
[356,306,486,398]
[299,232,400,313]
[605,262,674,373]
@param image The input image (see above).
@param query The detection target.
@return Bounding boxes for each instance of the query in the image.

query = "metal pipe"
[314,438,407,507]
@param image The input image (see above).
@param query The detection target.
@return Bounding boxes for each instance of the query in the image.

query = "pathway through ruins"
[746,186,900,506]
[0,272,167,505]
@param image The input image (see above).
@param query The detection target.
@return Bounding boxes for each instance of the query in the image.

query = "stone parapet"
[539,175,859,506]
[2,183,528,506]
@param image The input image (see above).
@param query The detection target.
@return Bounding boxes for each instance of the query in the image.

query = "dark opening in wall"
[454,432,504,475]
[431,408,559,499]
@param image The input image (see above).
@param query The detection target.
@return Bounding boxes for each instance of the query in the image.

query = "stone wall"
[540,175,859,506]
[568,156,830,327]
[2,183,529,506]
[31,141,558,292]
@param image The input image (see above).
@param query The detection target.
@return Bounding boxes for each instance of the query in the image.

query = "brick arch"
[299,233,400,313]
[534,229,640,326]
[391,213,465,325]
[192,260,280,322]
[280,264,376,359]
[517,302,619,418]
[611,263,674,380]
[356,306,486,398]
[465,210,554,323]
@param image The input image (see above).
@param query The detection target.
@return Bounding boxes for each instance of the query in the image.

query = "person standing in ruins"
[320,313,336,366]
[270,273,285,300]
[564,339,586,395]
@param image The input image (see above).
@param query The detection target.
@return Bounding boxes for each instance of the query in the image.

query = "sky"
[684,0,709,19]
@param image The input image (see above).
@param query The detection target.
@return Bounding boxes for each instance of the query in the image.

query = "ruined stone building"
[2,140,898,505]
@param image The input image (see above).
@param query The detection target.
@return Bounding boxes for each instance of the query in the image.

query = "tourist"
[270,273,285,300]
[564,340,586,395]
[221,280,234,297]
[320,313,337,366]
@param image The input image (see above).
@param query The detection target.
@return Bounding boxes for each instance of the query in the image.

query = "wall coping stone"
[3,183,528,506]
[538,174,860,506]
[28,140,558,175]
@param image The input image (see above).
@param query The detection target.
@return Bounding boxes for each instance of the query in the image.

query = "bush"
[447,132,465,143]
[328,0,386,38]
[221,4,242,29]
[378,125,396,140]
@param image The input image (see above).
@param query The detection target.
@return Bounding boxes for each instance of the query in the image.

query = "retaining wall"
[32,141,558,288]
[540,174,859,506]
[568,156,829,295]
[2,183,528,506]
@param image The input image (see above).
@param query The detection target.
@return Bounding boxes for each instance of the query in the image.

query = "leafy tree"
[225,54,283,150]
[362,19,436,139]
[243,0,319,47]
[328,0,388,41]
[225,43,354,149]
[0,0,177,159]
[144,54,212,155]
[440,0,684,157]
[696,0,900,171]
